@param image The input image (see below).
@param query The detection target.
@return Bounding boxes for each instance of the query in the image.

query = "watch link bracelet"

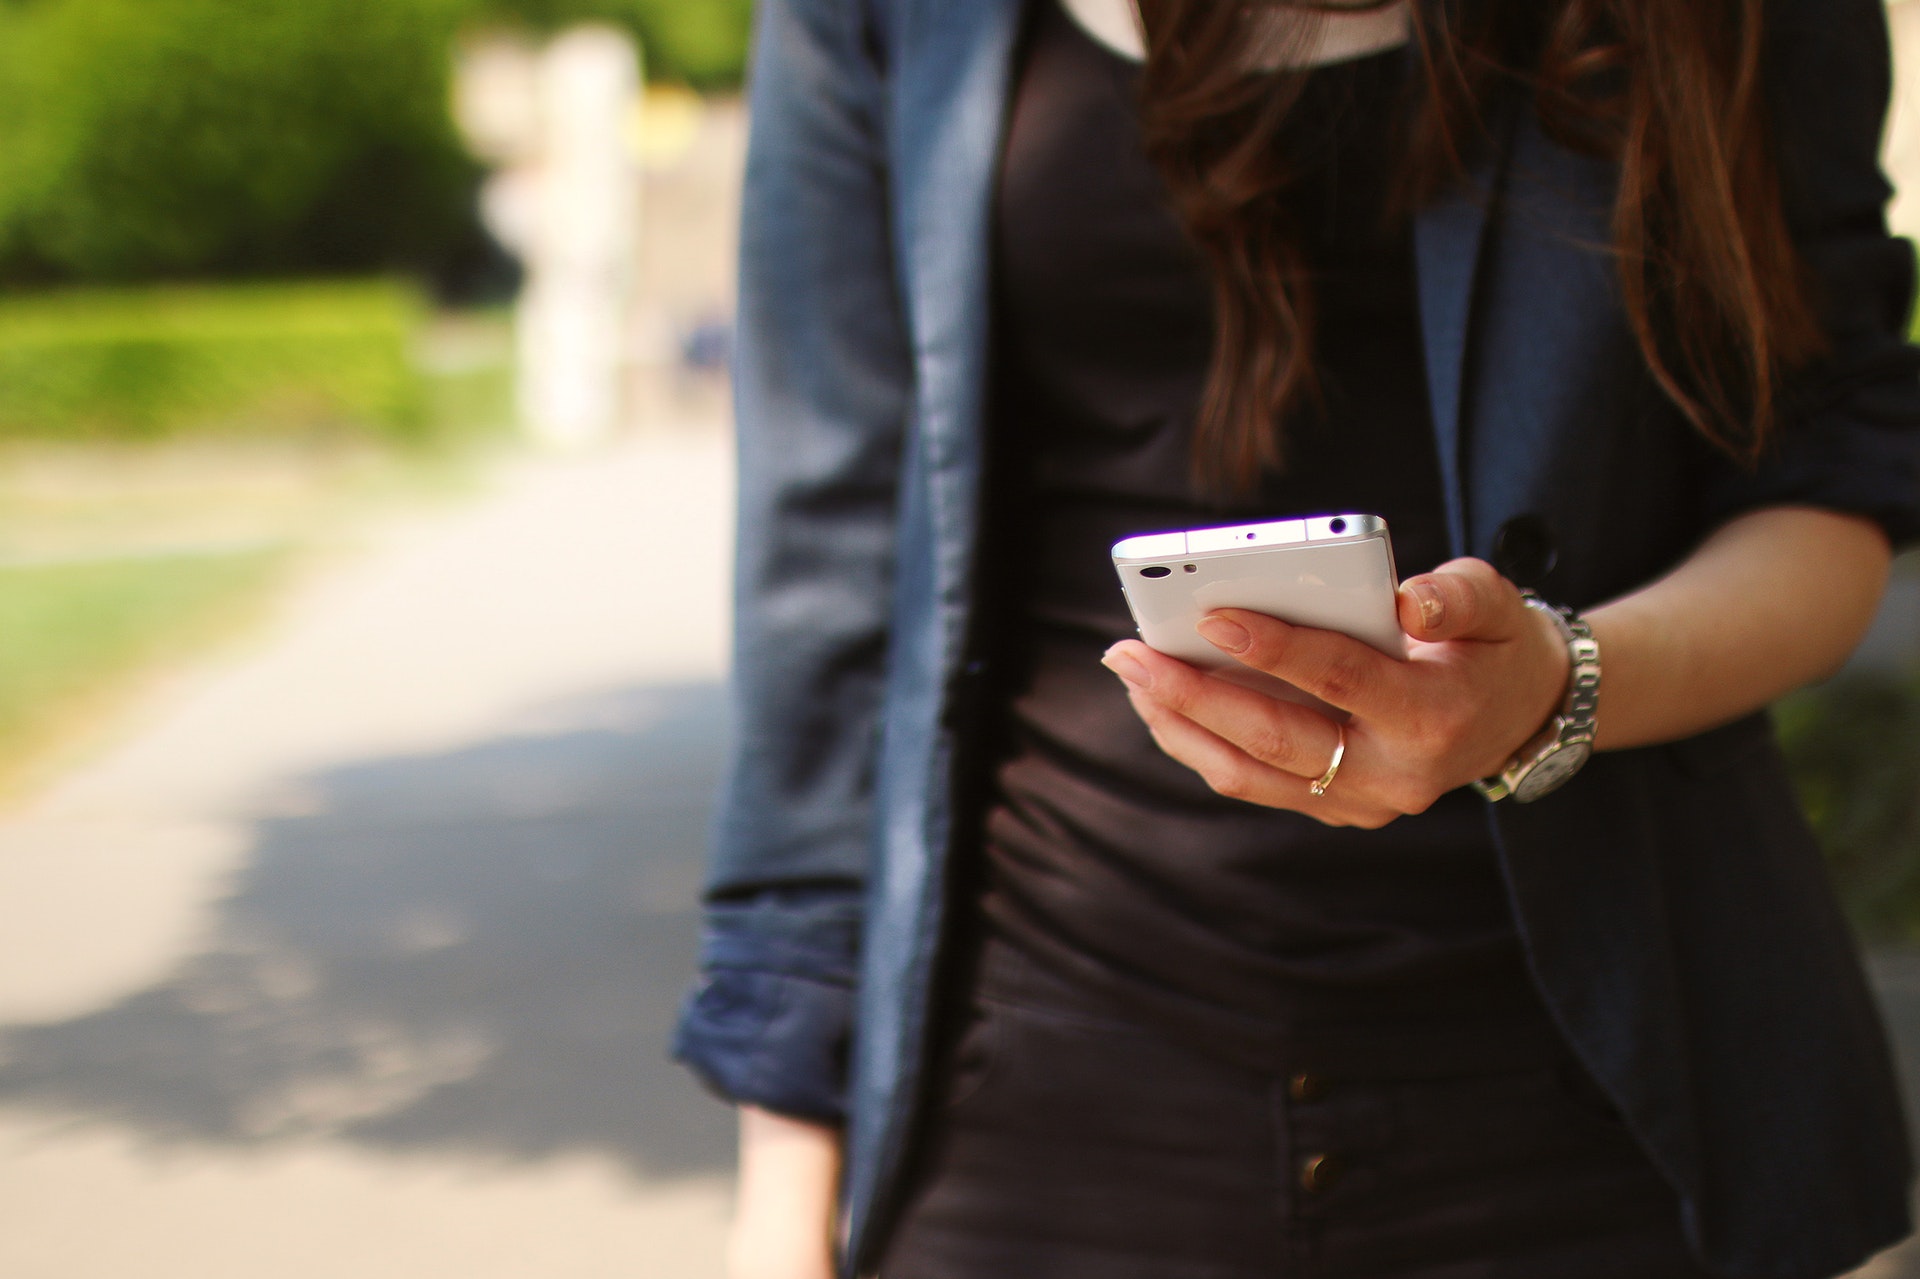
[1473,594,1601,804]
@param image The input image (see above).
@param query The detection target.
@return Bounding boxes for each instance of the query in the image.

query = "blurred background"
[0,2,745,1274]
[0,1,1913,1276]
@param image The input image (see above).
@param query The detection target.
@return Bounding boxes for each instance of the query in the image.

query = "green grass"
[0,547,290,787]
[413,310,517,454]
[0,290,516,795]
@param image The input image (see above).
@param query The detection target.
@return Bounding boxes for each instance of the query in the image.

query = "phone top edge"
[1112,531,1187,560]
[1111,514,1389,564]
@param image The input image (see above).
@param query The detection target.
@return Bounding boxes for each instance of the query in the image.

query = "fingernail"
[1411,581,1445,632]
[1102,648,1151,689]
[1196,615,1251,654]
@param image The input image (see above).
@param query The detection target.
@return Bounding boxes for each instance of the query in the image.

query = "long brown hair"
[1133,0,1827,496]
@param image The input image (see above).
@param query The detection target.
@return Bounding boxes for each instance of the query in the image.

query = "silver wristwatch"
[1473,595,1601,804]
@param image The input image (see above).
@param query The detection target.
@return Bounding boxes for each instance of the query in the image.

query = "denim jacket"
[673,1,1920,1274]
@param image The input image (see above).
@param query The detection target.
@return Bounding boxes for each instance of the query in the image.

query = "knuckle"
[1445,559,1513,625]
[1453,569,1495,615]
[1208,765,1259,803]
[1422,705,1471,755]
[1242,722,1303,772]
[1144,724,1183,758]
[1312,651,1367,705]
[1462,557,1503,587]
[1450,585,1484,631]
[1404,713,1448,758]
[1411,729,1452,769]
[1390,777,1443,816]
[1377,778,1418,814]
[1151,677,1194,715]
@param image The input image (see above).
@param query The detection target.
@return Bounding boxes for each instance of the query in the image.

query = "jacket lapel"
[1412,118,1513,561]
[846,3,1026,1271]
[1414,198,1487,560]
[887,0,1027,653]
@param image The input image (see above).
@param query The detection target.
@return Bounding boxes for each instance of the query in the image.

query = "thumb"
[1397,558,1528,643]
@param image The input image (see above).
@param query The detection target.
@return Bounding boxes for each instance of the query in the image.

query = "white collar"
[1057,0,1413,69]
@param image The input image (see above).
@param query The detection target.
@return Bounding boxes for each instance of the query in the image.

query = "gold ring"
[1309,723,1346,797]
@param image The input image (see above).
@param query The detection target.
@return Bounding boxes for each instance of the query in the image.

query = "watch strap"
[1535,598,1600,730]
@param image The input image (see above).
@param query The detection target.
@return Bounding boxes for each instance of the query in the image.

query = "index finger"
[1195,608,1410,719]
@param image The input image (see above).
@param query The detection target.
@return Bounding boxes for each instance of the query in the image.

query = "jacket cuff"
[670,890,862,1123]
[1700,351,1920,549]
[1704,460,1920,551]
[673,968,853,1123]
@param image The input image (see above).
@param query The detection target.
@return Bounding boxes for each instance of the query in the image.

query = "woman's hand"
[727,1105,842,1279]
[1101,558,1568,826]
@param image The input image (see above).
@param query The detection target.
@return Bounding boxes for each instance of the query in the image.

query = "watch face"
[1513,741,1592,802]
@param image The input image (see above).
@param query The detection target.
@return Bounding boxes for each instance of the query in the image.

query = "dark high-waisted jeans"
[877,933,1717,1279]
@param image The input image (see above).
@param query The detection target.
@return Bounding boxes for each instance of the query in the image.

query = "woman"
[676,0,1920,1275]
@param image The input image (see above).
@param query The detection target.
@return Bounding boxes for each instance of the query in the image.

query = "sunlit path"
[0,430,736,1278]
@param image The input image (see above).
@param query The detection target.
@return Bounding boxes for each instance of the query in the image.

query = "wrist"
[1522,596,1573,741]
[734,1106,841,1249]
[1473,597,1567,777]
[1474,595,1600,803]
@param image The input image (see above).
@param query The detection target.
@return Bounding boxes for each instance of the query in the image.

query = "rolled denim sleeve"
[673,890,863,1122]
[1697,0,1920,546]
[669,0,910,1123]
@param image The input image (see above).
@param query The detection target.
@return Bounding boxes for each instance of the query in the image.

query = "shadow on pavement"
[0,682,735,1180]
[10,675,1920,1265]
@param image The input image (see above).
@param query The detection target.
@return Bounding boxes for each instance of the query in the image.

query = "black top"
[977,0,1542,1064]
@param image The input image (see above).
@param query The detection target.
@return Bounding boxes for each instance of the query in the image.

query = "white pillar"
[454,26,643,450]
[514,28,641,449]
[1886,0,1920,242]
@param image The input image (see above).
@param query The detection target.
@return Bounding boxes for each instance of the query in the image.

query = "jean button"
[1287,1071,1325,1102]
[1299,1152,1341,1193]
[1491,513,1559,588]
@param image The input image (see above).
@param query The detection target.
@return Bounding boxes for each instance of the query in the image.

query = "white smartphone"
[1111,514,1407,700]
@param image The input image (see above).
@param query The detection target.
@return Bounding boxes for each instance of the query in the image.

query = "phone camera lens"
[1183,564,1197,573]
[1141,566,1172,578]
[1328,517,1347,534]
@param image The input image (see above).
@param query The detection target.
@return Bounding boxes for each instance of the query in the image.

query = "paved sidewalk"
[0,432,737,1278]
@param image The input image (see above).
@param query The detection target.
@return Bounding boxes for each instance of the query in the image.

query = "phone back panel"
[1113,522,1407,672]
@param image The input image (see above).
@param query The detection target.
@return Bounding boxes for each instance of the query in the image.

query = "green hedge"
[0,281,427,442]
[1778,668,1920,944]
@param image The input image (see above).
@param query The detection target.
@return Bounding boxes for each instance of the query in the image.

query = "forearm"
[729,1105,843,1279]
[1585,506,1892,750]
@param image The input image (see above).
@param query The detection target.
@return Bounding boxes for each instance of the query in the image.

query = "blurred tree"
[0,0,751,290]
[0,0,485,285]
